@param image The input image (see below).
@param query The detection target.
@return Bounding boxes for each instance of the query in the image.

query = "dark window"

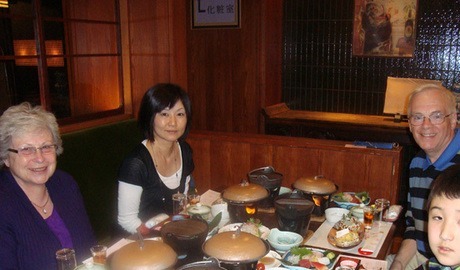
[0,0,123,123]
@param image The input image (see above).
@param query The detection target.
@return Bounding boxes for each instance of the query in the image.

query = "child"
[423,164,460,269]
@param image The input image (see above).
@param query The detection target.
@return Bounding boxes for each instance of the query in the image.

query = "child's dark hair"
[427,164,460,209]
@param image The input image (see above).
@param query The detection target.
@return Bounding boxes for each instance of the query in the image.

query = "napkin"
[385,205,403,222]
[200,189,221,206]
[359,226,385,254]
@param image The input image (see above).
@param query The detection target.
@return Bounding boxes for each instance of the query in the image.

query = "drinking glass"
[56,248,77,270]
[375,198,390,221]
[188,194,201,205]
[90,244,107,264]
[363,206,374,229]
[172,193,187,214]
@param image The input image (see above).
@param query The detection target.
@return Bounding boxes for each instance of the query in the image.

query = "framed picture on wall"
[191,0,241,29]
[352,0,417,57]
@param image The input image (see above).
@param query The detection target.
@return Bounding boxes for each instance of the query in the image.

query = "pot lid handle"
[234,223,243,237]
[240,178,250,186]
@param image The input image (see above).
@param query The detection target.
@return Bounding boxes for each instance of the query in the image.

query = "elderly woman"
[117,83,196,236]
[0,102,95,269]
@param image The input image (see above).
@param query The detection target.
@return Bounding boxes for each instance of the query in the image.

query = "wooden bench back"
[188,130,403,205]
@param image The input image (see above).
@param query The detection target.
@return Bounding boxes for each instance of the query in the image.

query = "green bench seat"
[58,119,142,243]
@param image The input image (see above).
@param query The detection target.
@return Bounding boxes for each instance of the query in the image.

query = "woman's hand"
[137,223,151,236]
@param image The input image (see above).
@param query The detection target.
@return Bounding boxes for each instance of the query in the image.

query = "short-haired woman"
[0,102,96,270]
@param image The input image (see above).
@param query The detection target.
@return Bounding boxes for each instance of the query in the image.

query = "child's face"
[428,195,460,267]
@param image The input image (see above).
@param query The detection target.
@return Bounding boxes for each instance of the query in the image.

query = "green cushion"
[58,119,142,242]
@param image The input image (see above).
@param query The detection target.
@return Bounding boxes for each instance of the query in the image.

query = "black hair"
[426,164,460,209]
[137,83,192,141]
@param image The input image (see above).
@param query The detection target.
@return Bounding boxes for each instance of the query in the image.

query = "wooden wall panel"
[366,154,400,204]
[272,147,321,184]
[70,56,121,116]
[187,138,211,190]
[186,0,282,133]
[249,144,274,171]
[211,141,249,188]
[66,0,121,116]
[259,0,284,131]
[128,0,188,118]
[319,150,363,192]
[67,0,116,21]
[126,1,283,131]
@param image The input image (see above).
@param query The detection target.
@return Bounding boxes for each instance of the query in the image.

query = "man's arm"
[389,239,417,270]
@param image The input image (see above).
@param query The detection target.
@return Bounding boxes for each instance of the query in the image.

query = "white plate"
[281,247,336,270]
[218,222,270,239]
[332,192,370,209]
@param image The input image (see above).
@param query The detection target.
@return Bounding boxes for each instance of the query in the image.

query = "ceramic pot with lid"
[248,166,283,208]
[222,179,269,223]
[202,230,270,270]
[110,240,177,270]
[160,217,208,259]
[274,190,315,237]
[293,175,338,216]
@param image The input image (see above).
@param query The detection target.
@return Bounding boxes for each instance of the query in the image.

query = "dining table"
[143,206,395,268]
[100,190,397,269]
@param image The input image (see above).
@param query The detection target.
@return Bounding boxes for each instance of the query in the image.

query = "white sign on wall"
[191,0,240,29]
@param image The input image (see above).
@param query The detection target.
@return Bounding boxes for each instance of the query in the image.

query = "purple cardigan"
[0,169,96,270]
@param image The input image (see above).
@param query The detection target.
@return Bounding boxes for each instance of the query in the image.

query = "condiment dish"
[267,228,303,253]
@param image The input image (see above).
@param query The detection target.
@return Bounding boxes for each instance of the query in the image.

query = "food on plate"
[332,256,361,270]
[218,218,270,239]
[240,218,264,237]
[256,262,265,270]
[258,250,282,269]
[259,256,276,266]
[333,192,370,205]
[333,215,362,231]
[328,215,364,248]
[282,246,336,270]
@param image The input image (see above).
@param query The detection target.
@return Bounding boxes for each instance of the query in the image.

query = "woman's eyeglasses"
[8,144,58,156]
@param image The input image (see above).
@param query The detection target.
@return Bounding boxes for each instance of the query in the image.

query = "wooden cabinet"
[187,130,403,205]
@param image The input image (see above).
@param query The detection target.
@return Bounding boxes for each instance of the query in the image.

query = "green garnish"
[355,191,370,203]
[325,251,336,260]
[246,218,262,227]
[290,247,313,256]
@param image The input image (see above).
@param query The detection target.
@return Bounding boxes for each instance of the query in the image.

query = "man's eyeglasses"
[408,112,453,126]
[8,144,58,156]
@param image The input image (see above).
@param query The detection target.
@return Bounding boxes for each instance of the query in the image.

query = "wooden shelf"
[263,103,415,146]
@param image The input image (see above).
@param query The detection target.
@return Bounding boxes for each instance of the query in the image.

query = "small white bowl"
[325,207,350,224]
[267,228,303,253]
[350,205,365,220]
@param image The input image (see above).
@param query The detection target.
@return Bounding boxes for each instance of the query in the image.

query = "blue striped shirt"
[405,129,460,258]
